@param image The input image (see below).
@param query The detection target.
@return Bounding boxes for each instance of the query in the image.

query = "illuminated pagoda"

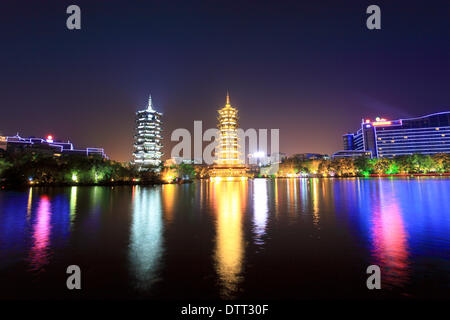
[132,94,163,169]
[209,92,248,180]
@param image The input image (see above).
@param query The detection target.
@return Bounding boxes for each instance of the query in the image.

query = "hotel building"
[335,111,450,158]
[132,95,163,168]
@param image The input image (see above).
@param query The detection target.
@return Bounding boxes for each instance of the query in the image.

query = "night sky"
[0,0,449,162]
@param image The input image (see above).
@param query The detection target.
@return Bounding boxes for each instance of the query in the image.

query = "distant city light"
[164,175,174,183]
[253,151,265,158]
[373,121,392,126]
[46,135,54,143]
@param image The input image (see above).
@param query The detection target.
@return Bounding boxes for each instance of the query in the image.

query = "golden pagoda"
[209,92,248,181]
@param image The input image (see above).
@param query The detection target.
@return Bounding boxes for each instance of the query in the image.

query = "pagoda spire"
[147,94,154,111]
[226,91,230,107]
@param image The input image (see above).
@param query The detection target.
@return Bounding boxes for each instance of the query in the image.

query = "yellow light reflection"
[286,177,298,215]
[162,183,176,224]
[312,178,320,225]
[26,187,33,220]
[70,186,78,227]
[211,180,247,299]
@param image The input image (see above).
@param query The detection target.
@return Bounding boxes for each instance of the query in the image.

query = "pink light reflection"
[29,195,52,272]
[372,200,410,289]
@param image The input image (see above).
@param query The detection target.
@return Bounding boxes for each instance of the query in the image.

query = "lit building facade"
[209,93,248,179]
[216,93,241,166]
[292,153,329,161]
[132,95,163,168]
[335,111,450,158]
[4,134,107,158]
[0,136,6,151]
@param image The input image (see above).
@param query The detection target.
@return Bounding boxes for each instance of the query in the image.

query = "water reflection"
[129,186,164,290]
[286,178,298,214]
[26,188,33,219]
[253,179,268,246]
[29,195,52,272]
[297,178,322,225]
[70,186,77,227]
[311,178,320,225]
[162,184,176,224]
[371,180,410,288]
[211,181,247,299]
[0,178,449,298]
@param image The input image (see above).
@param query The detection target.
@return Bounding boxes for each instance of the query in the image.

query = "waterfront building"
[164,157,193,166]
[209,93,248,179]
[248,152,288,166]
[334,111,450,158]
[132,95,163,168]
[0,136,6,151]
[332,150,372,159]
[270,152,287,163]
[292,153,329,161]
[4,134,107,158]
[248,151,268,166]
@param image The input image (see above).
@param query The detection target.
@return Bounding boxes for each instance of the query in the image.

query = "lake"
[0,178,449,299]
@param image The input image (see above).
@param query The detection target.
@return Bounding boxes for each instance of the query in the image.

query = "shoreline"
[2,173,450,190]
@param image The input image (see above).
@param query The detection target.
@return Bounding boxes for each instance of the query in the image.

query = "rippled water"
[0,178,449,299]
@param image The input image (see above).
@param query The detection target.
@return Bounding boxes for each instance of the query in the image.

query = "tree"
[431,153,450,173]
[393,155,413,174]
[373,158,391,174]
[0,158,13,178]
[336,158,357,176]
[318,160,331,175]
[177,163,196,180]
[354,157,372,175]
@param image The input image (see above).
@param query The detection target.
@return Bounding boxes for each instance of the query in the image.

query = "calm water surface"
[0,178,449,299]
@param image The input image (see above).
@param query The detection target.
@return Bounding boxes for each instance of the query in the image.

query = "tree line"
[276,153,450,177]
[1,151,449,187]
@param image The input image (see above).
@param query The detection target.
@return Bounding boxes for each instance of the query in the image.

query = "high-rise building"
[335,111,450,158]
[132,95,163,168]
[209,93,248,179]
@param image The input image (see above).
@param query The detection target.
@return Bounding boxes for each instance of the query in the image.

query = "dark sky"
[0,0,449,162]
